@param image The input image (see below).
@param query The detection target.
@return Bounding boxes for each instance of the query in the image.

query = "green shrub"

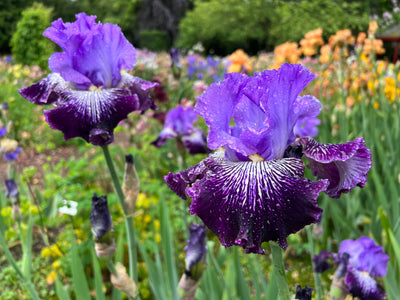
[139,30,171,51]
[176,0,271,55]
[268,0,369,46]
[10,3,54,69]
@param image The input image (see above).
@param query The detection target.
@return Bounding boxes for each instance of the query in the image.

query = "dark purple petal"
[19,73,71,105]
[44,13,136,89]
[5,179,19,203]
[295,285,314,300]
[90,194,112,239]
[298,137,372,198]
[19,73,156,146]
[344,265,386,300]
[181,128,209,155]
[164,160,208,200]
[339,237,389,277]
[313,250,333,273]
[185,150,328,253]
[184,223,207,271]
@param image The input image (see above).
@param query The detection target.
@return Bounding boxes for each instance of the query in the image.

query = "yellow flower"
[41,244,63,258]
[154,219,160,231]
[46,270,57,285]
[155,233,161,243]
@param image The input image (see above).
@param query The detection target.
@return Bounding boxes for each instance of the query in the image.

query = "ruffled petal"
[44,13,136,89]
[183,151,328,253]
[344,265,386,300]
[195,64,320,161]
[164,160,208,200]
[339,237,389,277]
[19,73,156,146]
[298,137,372,198]
[195,72,255,156]
[18,73,72,105]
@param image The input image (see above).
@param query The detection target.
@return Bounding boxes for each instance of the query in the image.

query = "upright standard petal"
[44,12,136,90]
[195,64,321,161]
[298,137,372,198]
[184,151,328,253]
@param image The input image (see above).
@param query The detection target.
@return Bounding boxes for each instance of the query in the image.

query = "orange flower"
[300,28,324,56]
[368,21,378,36]
[319,45,331,63]
[329,29,355,48]
[274,42,299,66]
[357,32,367,46]
[227,49,252,73]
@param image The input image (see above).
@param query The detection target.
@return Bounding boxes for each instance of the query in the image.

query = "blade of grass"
[92,249,106,300]
[69,230,91,300]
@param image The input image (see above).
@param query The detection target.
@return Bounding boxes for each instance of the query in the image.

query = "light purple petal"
[0,127,6,137]
[298,137,372,198]
[5,179,19,203]
[294,115,321,138]
[344,265,386,300]
[184,223,207,271]
[195,64,320,161]
[195,72,255,156]
[339,237,389,277]
[184,151,328,253]
[43,12,136,89]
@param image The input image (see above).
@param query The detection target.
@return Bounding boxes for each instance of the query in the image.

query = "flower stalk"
[270,241,291,300]
[306,226,323,300]
[101,145,138,283]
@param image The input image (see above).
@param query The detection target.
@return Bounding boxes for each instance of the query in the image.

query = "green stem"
[306,226,323,300]
[101,145,138,283]
[269,241,291,300]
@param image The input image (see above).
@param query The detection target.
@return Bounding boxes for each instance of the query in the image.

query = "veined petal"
[344,265,386,300]
[298,137,372,198]
[183,151,328,253]
[19,72,156,146]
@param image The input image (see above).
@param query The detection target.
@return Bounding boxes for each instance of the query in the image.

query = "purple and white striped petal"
[298,137,372,198]
[181,151,328,253]
[19,73,157,146]
[344,265,386,300]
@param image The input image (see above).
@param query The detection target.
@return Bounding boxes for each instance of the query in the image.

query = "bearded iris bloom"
[165,64,371,254]
[339,237,388,299]
[19,13,157,146]
[315,237,388,300]
[152,105,208,155]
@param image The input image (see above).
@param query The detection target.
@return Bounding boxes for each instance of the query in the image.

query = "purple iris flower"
[339,237,388,299]
[5,179,19,204]
[3,147,22,161]
[184,223,207,274]
[0,126,6,137]
[90,194,113,240]
[19,13,157,146]
[152,106,209,155]
[165,64,372,254]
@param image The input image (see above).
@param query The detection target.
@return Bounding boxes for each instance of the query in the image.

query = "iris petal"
[178,151,328,253]
[19,73,156,146]
[344,265,386,300]
[298,137,372,198]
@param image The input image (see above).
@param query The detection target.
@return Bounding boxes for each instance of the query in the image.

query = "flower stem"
[306,225,323,300]
[269,241,291,300]
[101,145,138,282]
